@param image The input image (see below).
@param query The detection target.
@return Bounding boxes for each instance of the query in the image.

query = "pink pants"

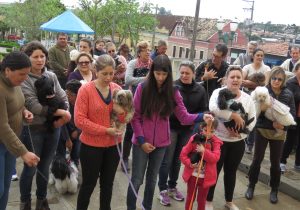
[185,176,209,210]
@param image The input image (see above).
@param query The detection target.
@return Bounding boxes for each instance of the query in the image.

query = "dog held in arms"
[251,86,296,135]
[217,88,254,134]
[111,89,134,131]
[34,76,67,131]
[48,156,79,194]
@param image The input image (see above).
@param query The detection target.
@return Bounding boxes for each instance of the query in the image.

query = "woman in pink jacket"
[180,121,222,210]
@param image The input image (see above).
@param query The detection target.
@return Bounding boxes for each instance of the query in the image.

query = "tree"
[158,7,172,15]
[5,0,65,41]
[77,0,156,49]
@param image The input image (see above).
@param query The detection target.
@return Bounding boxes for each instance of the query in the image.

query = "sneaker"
[225,202,239,210]
[294,165,300,171]
[280,163,286,173]
[168,188,184,201]
[245,145,253,154]
[205,201,214,210]
[11,174,18,181]
[158,190,171,206]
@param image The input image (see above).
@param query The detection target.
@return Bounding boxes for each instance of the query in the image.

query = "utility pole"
[151,4,158,50]
[243,0,255,41]
[190,0,201,62]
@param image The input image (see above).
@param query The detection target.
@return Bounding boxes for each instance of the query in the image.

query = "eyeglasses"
[108,50,115,53]
[78,61,90,66]
[271,77,283,82]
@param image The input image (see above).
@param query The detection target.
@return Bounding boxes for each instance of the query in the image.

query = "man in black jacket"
[195,43,229,98]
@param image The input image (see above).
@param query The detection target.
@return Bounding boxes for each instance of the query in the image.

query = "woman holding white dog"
[245,66,296,204]
[207,65,256,210]
[75,54,126,210]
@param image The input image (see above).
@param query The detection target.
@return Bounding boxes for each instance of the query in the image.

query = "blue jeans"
[19,125,60,201]
[127,144,166,210]
[158,129,193,191]
[0,144,16,210]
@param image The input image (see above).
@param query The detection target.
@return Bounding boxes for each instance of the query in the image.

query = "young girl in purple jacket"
[126,54,213,210]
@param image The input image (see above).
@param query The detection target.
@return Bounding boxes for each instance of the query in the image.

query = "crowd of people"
[0,33,299,210]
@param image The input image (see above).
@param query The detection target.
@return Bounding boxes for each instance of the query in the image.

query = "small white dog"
[251,86,296,135]
[49,156,79,194]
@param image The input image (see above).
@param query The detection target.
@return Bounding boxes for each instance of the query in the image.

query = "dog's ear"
[34,76,46,89]
[250,89,256,100]
[112,89,119,100]
[125,90,133,102]
[218,95,227,110]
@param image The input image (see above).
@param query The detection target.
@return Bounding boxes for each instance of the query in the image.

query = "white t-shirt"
[242,63,271,79]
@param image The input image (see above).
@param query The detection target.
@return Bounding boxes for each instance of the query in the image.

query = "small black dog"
[34,76,67,130]
[189,133,206,164]
[218,88,254,134]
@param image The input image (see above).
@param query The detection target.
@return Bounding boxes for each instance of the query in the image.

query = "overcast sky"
[1,0,300,25]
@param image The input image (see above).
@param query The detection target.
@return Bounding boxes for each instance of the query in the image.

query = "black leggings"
[76,143,120,210]
[248,130,283,190]
[207,140,245,202]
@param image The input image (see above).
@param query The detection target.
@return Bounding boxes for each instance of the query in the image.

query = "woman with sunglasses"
[245,66,295,204]
[68,52,96,84]
[106,42,127,87]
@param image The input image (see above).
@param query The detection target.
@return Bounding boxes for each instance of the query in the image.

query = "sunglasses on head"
[271,77,283,82]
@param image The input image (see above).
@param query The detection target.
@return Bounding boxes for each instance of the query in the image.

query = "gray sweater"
[21,68,69,125]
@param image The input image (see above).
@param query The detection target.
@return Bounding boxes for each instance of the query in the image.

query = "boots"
[20,200,31,210]
[245,186,255,200]
[35,199,50,210]
[270,189,278,204]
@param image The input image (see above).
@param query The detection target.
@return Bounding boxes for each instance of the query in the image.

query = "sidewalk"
[239,149,300,201]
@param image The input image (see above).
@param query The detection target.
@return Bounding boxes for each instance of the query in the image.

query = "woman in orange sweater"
[74,54,124,210]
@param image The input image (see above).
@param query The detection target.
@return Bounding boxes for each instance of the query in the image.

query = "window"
[185,48,190,58]
[175,24,184,37]
[199,50,204,59]
[179,47,184,58]
[173,46,177,57]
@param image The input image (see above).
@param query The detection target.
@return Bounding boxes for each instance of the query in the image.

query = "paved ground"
[7,150,300,210]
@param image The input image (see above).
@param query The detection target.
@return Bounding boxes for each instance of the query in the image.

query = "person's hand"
[190,163,198,168]
[21,152,40,167]
[273,121,284,130]
[106,127,123,136]
[196,144,205,153]
[141,142,156,153]
[230,112,245,131]
[71,130,79,139]
[66,139,73,151]
[260,103,270,112]
[227,127,241,138]
[23,109,34,123]
[202,67,218,81]
[54,109,71,123]
[242,80,256,89]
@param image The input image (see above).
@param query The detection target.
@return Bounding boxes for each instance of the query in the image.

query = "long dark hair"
[141,54,175,118]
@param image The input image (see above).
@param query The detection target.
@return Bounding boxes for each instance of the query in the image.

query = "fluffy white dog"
[251,86,296,135]
[49,156,79,194]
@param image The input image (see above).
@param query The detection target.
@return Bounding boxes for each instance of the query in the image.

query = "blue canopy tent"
[40,10,94,34]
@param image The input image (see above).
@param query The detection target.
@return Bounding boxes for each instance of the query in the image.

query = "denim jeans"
[19,125,60,201]
[0,144,16,210]
[158,129,193,191]
[127,144,166,210]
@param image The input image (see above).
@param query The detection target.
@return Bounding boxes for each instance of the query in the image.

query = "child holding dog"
[180,120,222,210]
[126,55,214,210]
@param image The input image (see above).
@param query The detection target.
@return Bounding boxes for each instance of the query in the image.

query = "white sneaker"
[280,163,286,173]
[11,174,18,181]
[225,202,239,210]
[205,201,214,210]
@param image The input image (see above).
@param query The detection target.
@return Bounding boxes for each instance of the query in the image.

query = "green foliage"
[77,0,156,49]
[0,41,19,48]
[158,7,172,15]
[4,0,65,41]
